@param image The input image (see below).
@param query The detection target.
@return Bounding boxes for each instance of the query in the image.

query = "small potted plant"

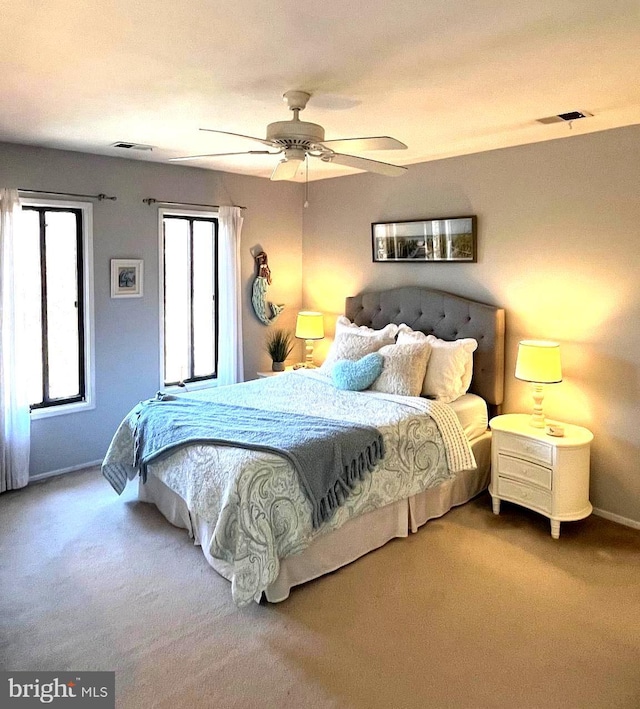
[265,329,295,371]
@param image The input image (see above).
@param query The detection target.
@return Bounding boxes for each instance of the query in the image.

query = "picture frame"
[371,216,477,263]
[111,259,143,298]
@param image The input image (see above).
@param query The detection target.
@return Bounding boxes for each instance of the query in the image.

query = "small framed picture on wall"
[111,259,143,298]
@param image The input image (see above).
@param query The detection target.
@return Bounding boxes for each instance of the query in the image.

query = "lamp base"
[529,383,547,428]
[529,414,546,428]
[303,338,316,368]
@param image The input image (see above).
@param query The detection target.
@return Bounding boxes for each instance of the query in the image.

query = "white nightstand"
[489,414,593,539]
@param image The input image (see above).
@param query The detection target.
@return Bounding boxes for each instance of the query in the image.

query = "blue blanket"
[102,395,385,528]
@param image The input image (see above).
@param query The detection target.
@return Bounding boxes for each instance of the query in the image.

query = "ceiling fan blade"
[320,136,407,152]
[169,150,277,163]
[327,153,407,177]
[199,128,275,148]
[271,158,303,181]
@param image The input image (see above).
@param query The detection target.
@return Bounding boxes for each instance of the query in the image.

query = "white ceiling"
[1,1,639,181]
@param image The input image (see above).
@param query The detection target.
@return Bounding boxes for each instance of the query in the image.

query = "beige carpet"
[2,468,639,709]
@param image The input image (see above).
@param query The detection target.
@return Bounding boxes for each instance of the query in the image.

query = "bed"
[103,286,505,606]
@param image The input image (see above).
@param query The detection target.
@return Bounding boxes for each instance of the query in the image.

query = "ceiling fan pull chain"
[304,157,309,208]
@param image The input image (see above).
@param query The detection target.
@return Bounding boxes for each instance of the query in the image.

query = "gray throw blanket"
[102,394,385,528]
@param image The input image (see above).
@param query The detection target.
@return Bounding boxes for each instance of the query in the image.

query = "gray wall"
[302,125,640,525]
[4,125,639,526]
[0,143,303,476]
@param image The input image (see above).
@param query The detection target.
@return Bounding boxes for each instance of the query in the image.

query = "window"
[161,211,218,387]
[20,200,94,416]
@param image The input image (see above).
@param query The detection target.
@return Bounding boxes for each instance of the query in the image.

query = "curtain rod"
[143,198,246,210]
[19,189,117,201]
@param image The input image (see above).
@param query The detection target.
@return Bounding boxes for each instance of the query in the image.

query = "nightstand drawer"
[498,477,552,513]
[497,454,552,490]
[498,434,553,467]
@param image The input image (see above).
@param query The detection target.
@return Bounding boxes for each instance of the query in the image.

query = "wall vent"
[111,142,154,151]
[536,111,593,125]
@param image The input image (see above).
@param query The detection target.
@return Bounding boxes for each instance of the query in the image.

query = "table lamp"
[515,340,562,428]
[295,311,324,368]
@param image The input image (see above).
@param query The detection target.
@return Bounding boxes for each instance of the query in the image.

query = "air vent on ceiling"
[536,111,593,125]
[111,142,154,151]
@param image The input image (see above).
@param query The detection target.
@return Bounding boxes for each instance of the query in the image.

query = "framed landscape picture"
[372,216,477,263]
[111,259,143,298]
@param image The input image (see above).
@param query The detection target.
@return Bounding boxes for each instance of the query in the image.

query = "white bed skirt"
[138,431,491,603]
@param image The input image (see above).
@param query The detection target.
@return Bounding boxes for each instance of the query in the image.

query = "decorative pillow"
[320,317,398,373]
[334,315,399,340]
[424,335,477,400]
[332,353,384,391]
[369,343,431,397]
[320,332,388,374]
[397,328,477,402]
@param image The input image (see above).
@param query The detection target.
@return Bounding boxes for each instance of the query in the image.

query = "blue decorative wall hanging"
[251,251,284,325]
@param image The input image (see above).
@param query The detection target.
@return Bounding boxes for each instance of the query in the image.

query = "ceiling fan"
[170,90,408,180]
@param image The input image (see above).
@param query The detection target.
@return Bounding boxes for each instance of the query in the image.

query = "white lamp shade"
[295,311,324,340]
[515,340,562,384]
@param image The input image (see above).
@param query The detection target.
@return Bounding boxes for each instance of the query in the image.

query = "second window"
[162,213,219,386]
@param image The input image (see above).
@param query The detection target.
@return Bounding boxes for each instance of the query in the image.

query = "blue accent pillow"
[332,353,384,391]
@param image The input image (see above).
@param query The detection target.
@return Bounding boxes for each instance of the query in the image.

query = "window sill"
[30,400,95,420]
[163,379,218,394]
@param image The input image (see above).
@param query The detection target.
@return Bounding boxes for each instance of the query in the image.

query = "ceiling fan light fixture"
[271,153,304,181]
[283,147,306,163]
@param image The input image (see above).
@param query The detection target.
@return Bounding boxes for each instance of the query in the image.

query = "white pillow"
[369,343,431,397]
[335,315,398,339]
[424,335,477,402]
[396,328,478,402]
[320,317,398,373]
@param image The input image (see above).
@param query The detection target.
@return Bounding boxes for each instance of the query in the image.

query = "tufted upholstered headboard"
[345,286,505,415]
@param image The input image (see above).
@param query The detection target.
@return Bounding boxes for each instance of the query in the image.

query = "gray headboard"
[345,286,505,414]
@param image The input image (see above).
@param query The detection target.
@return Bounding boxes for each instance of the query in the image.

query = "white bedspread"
[104,370,475,605]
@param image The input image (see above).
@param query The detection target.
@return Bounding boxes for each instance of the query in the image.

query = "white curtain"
[0,188,30,492]
[217,205,244,385]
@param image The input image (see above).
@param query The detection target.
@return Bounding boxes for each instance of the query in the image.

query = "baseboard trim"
[592,507,640,531]
[29,460,103,483]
